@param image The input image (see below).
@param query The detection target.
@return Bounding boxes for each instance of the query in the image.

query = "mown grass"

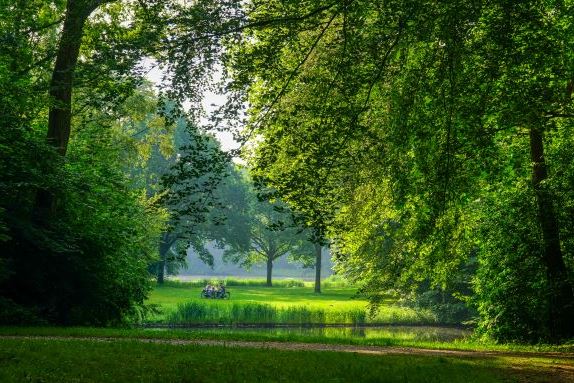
[147,283,437,325]
[0,337,521,383]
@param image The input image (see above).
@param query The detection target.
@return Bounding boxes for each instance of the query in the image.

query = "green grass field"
[147,282,437,325]
[2,280,570,382]
[0,337,540,383]
[1,327,571,382]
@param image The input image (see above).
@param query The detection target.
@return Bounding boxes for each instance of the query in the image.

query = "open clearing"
[147,284,437,325]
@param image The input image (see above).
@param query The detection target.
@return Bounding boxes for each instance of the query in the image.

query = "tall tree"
[225,0,574,341]
[208,171,314,287]
[155,124,230,284]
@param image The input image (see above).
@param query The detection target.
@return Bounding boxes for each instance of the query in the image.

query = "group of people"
[202,283,226,298]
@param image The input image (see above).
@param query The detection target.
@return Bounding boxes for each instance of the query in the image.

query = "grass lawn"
[0,337,530,383]
[148,285,367,311]
[147,284,436,325]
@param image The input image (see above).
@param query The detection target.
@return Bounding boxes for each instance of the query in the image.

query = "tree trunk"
[314,243,322,293]
[156,258,166,284]
[34,0,101,219]
[157,233,172,285]
[266,257,273,287]
[48,0,99,155]
[529,128,574,340]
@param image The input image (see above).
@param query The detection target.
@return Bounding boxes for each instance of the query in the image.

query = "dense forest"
[1,0,573,344]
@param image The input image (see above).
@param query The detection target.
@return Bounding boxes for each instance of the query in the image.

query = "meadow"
[2,279,571,383]
[146,279,438,326]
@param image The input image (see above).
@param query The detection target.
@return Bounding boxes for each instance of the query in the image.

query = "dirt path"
[2,335,572,359]
[2,335,574,382]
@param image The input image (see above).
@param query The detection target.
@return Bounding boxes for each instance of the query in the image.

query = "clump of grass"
[162,278,306,288]
[165,301,367,325]
[369,305,437,325]
[321,275,353,288]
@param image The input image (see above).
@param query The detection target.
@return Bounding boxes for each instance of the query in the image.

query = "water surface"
[153,325,471,343]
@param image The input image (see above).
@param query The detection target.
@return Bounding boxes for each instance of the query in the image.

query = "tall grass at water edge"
[166,301,367,325]
[163,301,438,326]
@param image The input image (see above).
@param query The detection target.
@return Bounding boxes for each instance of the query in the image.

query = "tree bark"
[157,233,172,285]
[266,257,273,287]
[314,243,322,293]
[156,258,166,284]
[529,128,574,340]
[47,0,100,155]
[34,0,102,220]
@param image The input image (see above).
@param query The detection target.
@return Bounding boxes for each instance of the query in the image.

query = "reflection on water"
[168,326,471,343]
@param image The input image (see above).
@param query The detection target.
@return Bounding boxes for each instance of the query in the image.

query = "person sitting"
[204,284,213,298]
[217,284,226,298]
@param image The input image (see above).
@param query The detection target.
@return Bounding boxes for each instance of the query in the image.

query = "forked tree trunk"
[314,243,322,293]
[266,257,273,287]
[529,128,574,340]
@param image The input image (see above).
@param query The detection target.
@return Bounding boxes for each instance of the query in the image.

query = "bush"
[473,186,551,342]
[0,129,166,326]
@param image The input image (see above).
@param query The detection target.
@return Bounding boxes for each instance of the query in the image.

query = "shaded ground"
[2,335,573,382]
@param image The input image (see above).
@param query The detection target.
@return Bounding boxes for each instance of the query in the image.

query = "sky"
[143,58,241,153]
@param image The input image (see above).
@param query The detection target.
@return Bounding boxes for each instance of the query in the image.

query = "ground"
[1,283,572,382]
[0,335,573,382]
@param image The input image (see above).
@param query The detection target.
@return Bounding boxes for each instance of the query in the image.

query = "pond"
[149,325,471,343]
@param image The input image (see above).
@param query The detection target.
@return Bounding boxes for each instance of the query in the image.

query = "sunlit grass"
[146,284,437,325]
[165,301,368,325]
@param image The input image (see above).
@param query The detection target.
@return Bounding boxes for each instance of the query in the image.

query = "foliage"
[201,170,316,285]
[224,0,574,342]
[0,1,170,323]
[147,118,231,281]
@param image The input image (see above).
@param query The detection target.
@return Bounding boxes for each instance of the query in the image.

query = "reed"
[165,301,367,325]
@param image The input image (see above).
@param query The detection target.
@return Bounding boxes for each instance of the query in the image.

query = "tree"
[155,123,230,284]
[0,0,338,323]
[224,0,574,341]
[209,171,314,287]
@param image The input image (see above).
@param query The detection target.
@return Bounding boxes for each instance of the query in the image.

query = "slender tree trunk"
[529,128,574,340]
[157,233,172,285]
[314,243,322,293]
[157,258,166,284]
[266,257,273,287]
